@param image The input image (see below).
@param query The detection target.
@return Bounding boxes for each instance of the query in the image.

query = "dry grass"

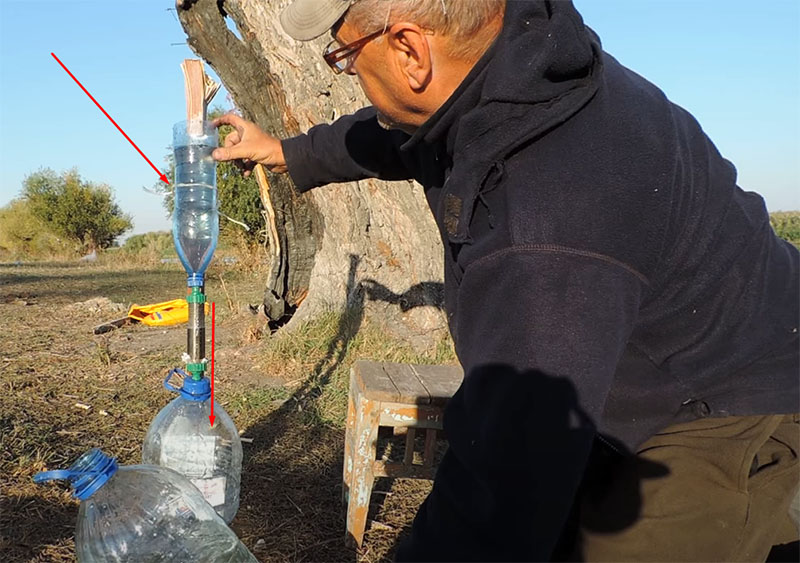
[0,260,455,562]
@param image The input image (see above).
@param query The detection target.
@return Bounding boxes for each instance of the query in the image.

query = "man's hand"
[212,113,288,175]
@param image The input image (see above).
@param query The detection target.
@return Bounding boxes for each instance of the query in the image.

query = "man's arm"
[399,248,643,561]
[281,107,413,191]
[213,107,413,191]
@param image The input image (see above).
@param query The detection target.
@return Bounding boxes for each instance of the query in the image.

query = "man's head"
[280,0,505,132]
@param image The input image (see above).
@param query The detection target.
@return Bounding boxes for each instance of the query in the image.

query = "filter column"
[186,284,206,378]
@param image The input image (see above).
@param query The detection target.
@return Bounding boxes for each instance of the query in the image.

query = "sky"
[0,1,798,238]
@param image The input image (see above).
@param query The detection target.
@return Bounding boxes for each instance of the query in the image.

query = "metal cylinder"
[187,297,205,363]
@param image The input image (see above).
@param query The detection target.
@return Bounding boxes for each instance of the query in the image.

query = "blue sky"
[1,1,798,237]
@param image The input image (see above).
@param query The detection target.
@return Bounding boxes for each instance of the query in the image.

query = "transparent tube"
[172,120,219,279]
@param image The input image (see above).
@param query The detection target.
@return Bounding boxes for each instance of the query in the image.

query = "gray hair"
[345,0,505,61]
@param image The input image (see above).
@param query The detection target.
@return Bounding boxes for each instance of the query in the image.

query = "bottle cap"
[186,287,206,304]
[186,361,206,374]
[164,368,211,402]
[33,448,118,500]
[187,273,204,287]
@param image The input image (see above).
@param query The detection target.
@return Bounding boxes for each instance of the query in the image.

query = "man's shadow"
[234,256,673,561]
[359,279,444,312]
[234,255,448,561]
[233,254,367,561]
[391,363,671,562]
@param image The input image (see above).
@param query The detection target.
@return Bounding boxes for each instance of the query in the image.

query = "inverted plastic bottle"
[142,369,242,523]
[172,119,219,286]
[34,448,256,563]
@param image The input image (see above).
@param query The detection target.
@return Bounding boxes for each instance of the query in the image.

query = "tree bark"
[176,0,447,350]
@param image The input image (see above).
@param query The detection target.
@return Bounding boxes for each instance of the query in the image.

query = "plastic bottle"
[34,448,257,563]
[172,119,219,285]
[142,369,242,524]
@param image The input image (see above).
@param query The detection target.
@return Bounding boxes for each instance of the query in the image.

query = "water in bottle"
[172,120,219,280]
[173,183,218,276]
[142,369,243,524]
[34,448,257,563]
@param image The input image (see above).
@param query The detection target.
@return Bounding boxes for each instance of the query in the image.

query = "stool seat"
[343,360,463,547]
[355,361,462,405]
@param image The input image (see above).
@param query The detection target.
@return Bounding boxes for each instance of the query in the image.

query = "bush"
[770,211,800,247]
[22,168,133,251]
[0,199,73,259]
[122,231,175,258]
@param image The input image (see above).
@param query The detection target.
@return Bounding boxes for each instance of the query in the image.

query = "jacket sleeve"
[280,106,414,192]
[398,248,644,562]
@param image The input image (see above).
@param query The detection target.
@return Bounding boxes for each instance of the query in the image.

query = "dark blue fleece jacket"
[282,1,799,559]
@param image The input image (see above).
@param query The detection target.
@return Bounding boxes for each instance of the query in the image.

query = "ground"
[0,259,447,562]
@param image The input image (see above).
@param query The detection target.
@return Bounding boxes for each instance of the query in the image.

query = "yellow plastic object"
[127,299,209,327]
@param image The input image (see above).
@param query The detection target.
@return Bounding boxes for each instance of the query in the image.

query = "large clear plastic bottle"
[172,119,219,285]
[142,369,242,523]
[34,448,257,563]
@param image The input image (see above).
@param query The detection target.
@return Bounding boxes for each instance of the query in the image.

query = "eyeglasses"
[323,27,389,74]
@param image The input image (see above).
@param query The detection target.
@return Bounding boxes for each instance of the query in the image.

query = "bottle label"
[164,495,197,520]
[190,476,226,507]
[160,435,217,473]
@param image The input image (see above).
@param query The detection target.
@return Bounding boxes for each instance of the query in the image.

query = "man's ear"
[387,23,432,91]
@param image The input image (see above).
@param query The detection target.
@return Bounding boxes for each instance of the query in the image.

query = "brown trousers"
[579,414,800,562]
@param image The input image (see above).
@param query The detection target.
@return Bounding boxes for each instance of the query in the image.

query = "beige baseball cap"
[280,0,353,41]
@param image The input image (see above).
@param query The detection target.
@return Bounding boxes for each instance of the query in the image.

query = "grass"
[0,260,455,562]
[254,309,455,429]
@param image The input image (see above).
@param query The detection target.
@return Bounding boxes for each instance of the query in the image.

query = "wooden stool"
[343,360,463,547]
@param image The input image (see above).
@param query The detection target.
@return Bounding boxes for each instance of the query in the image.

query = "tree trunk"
[176,0,447,350]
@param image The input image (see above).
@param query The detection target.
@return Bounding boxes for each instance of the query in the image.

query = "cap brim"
[280,0,351,41]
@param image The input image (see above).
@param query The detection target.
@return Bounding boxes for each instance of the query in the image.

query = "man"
[213,0,800,560]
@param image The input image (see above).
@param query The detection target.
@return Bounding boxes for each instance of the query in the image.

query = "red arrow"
[209,301,216,427]
[51,53,169,184]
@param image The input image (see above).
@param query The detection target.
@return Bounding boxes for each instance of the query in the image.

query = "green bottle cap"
[186,287,206,304]
[186,362,206,377]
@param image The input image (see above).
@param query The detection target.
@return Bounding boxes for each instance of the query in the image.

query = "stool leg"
[423,429,437,468]
[346,394,379,547]
[404,427,417,466]
[342,380,357,506]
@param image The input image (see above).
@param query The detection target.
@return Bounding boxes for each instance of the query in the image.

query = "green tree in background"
[22,168,133,251]
[0,199,70,258]
[770,212,800,248]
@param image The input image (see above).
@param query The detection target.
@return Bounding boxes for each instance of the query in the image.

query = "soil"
[0,261,432,562]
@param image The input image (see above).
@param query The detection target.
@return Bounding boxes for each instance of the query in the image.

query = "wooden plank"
[92,316,134,335]
[342,379,359,506]
[382,362,430,404]
[346,393,380,547]
[377,403,444,429]
[410,364,463,406]
[353,360,399,402]
[373,461,436,480]
[180,59,221,136]
[181,59,206,135]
